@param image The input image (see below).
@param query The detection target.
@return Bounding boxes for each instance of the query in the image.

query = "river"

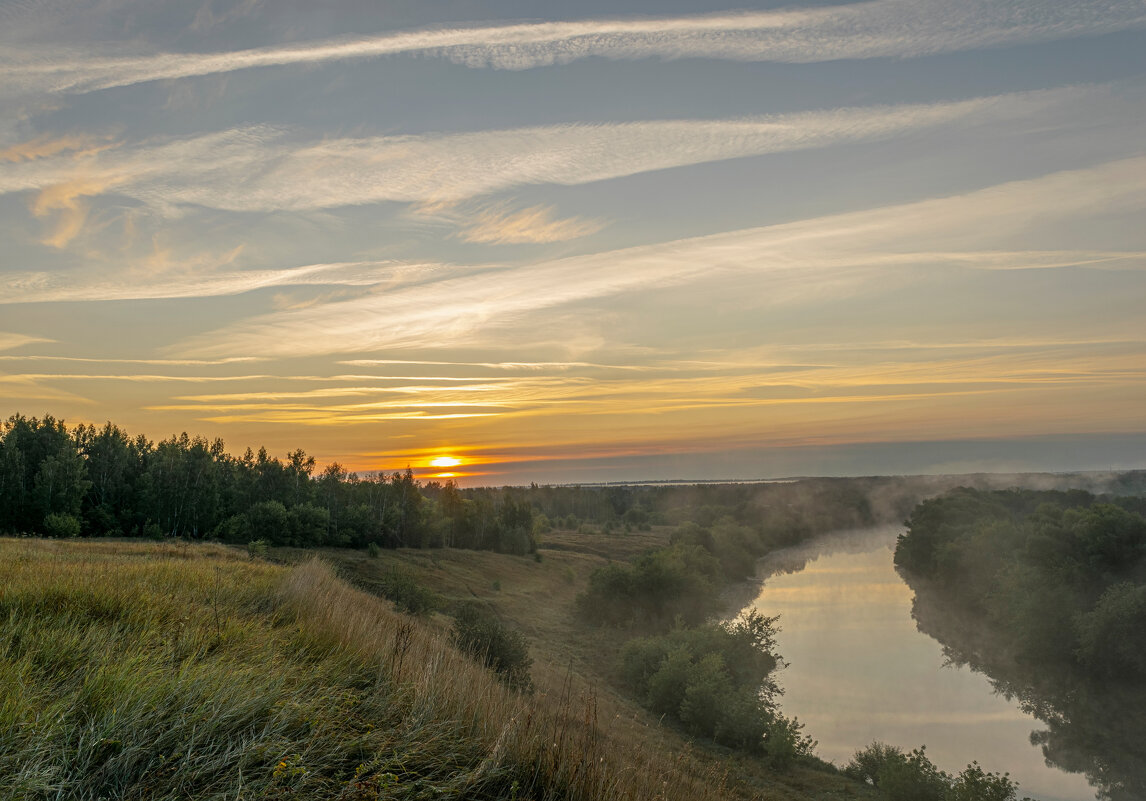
[736,525,1098,801]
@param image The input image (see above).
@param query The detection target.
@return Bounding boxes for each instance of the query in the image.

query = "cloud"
[0,374,92,403]
[0,134,98,163]
[0,86,1114,213]
[170,156,1146,359]
[0,332,52,352]
[3,0,1145,96]
[0,260,465,303]
[3,372,277,384]
[189,0,263,33]
[29,175,121,248]
[0,355,255,365]
[135,335,1146,437]
[456,204,605,244]
[339,358,654,371]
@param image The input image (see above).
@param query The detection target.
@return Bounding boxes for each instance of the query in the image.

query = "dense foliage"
[452,602,534,692]
[0,414,538,554]
[619,611,813,765]
[844,743,1022,801]
[895,487,1146,679]
[0,413,884,559]
[895,488,1146,800]
[575,484,881,632]
[576,539,724,628]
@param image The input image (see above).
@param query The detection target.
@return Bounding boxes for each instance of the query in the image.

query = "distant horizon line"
[430,466,1145,490]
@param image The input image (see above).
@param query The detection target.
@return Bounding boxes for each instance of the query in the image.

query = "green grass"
[0,538,762,801]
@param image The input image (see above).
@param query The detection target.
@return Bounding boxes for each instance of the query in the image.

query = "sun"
[430,456,462,468]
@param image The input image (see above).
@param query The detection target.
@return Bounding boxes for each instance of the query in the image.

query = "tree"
[0,414,90,534]
[75,422,148,535]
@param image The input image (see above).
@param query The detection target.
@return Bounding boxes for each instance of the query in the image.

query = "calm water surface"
[739,526,1097,801]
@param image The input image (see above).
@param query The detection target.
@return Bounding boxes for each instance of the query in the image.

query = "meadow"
[0,536,864,800]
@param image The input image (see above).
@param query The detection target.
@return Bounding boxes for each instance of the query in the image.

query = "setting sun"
[430,456,462,468]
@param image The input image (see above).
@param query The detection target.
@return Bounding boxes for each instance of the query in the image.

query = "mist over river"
[736,526,1097,801]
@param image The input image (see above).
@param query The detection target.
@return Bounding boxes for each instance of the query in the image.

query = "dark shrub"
[43,512,80,538]
[378,568,438,616]
[452,602,532,692]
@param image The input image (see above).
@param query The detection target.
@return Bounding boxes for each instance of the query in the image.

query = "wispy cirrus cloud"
[0,355,256,365]
[0,332,52,352]
[3,0,1145,97]
[169,156,1146,359]
[0,134,107,163]
[456,204,605,244]
[0,260,464,303]
[0,374,92,403]
[0,85,1117,215]
[137,337,1146,438]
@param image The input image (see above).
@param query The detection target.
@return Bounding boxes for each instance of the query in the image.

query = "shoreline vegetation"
[894,488,1146,801]
[2,412,1143,799]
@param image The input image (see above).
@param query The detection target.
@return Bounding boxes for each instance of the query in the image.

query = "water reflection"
[740,526,1096,801]
[909,574,1146,801]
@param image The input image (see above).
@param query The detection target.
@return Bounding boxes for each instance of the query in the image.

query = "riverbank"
[734,525,1098,801]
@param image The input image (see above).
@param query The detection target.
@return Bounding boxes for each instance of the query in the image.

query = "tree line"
[0,411,970,555]
[895,487,1146,682]
[0,413,536,554]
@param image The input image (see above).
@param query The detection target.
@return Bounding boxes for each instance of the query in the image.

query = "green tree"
[0,414,90,534]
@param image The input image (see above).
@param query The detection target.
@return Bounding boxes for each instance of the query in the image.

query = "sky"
[1,0,1144,485]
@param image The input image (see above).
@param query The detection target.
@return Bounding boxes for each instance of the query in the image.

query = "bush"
[576,543,722,629]
[378,568,438,616]
[678,653,734,734]
[844,741,902,786]
[844,744,1019,801]
[289,502,331,547]
[760,713,816,770]
[495,525,535,556]
[42,512,80,538]
[617,612,808,762]
[245,500,290,545]
[878,747,947,801]
[644,647,692,716]
[214,514,248,542]
[247,539,269,559]
[452,602,533,692]
[367,542,381,558]
[948,762,1020,801]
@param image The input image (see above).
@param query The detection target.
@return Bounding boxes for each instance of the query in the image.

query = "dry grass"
[0,536,865,800]
[273,532,874,801]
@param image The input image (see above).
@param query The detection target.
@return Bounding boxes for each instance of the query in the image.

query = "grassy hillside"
[0,536,868,800]
[273,529,874,801]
